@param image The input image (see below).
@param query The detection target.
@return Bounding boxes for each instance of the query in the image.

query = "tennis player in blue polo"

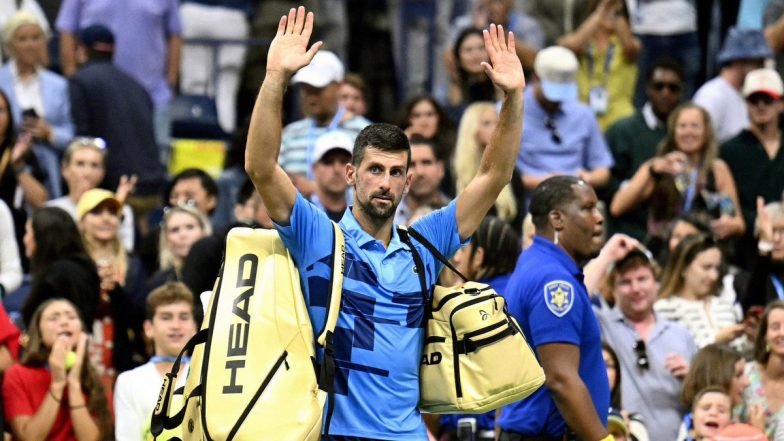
[499,176,611,441]
[245,6,526,440]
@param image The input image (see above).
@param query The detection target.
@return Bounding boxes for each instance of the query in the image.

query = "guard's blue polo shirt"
[275,192,468,440]
[498,236,609,436]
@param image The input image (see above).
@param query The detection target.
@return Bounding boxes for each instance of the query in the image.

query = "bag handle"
[320,221,345,439]
[151,328,208,438]
[397,225,469,283]
[317,221,345,346]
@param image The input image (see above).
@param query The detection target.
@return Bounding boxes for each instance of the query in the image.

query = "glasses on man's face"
[651,82,682,93]
[633,339,649,370]
[747,92,776,106]
[544,117,561,144]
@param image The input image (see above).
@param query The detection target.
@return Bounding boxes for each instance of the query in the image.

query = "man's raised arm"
[245,7,322,225]
[455,24,525,239]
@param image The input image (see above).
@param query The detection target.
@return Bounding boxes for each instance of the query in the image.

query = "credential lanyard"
[151,355,190,364]
[586,42,616,86]
[306,105,346,179]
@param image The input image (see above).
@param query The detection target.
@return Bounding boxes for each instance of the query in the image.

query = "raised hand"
[266,7,323,78]
[481,24,525,95]
[757,196,773,243]
[66,332,88,385]
[115,174,137,205]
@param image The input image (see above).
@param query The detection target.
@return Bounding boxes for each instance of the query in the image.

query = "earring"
[766,343,771,353]
[554,230,559,246]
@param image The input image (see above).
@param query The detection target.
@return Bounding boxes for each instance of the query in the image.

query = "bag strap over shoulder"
[397,225,469,283]
[317,221,345,346]
[319,221,345,439]
[151,328,208,438]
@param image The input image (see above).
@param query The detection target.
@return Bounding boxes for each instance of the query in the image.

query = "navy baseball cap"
[79,25,114,53]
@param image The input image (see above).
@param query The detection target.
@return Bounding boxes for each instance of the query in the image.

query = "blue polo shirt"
[274,192,468,440]
[518,87,614,178]
[498,236,609,436]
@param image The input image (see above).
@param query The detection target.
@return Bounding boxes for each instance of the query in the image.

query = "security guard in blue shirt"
[499,175,612,441]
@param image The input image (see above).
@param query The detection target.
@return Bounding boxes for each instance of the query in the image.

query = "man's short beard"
[357,197,396,220]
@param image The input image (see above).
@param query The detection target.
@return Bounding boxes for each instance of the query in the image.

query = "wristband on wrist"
[597,435,615,441]
[49,388,61,403]
[70,403,86,410]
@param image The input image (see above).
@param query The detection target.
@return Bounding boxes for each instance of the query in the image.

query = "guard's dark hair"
[529,175,583,231]
[352,123,410,167]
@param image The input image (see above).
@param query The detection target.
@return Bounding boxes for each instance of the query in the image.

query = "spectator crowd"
[1,0,784,440]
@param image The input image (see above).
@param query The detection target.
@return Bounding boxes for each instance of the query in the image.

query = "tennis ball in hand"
[65,351,77,370]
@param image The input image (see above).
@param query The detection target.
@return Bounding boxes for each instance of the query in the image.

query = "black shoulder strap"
[397,226,429,305]
[401,225,469,283]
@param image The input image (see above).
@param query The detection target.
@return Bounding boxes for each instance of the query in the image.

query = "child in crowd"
[3,298,111,440]
[680,386,733,441]
[114,282,197,441]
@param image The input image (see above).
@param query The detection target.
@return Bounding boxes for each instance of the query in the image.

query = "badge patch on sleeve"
[544,280,574,317]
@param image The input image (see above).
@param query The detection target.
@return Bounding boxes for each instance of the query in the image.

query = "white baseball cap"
[743,68,783,99]
[292,51,345,88]
[313,131,353,163]
[534,46,578,102]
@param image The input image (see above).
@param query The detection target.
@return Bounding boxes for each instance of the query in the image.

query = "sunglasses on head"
[71,136,107,150]
[651,82,682,93]
[544,116,562,144]
[633,339,649,370]
[746,93,777,106]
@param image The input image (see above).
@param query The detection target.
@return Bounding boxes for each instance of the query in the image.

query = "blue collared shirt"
[518,87,614,178]
[274,192,468,440]
[499,236,609,436]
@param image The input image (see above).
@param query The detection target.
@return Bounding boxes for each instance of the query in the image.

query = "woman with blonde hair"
[453,102,525,231]
[76,188,147,383]
[3,298,112,440]
[610,103,744,254]
[148,203,211,292]
[0,11,73,198]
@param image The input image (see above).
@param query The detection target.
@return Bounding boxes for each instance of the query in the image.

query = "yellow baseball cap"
[76,188,121,219]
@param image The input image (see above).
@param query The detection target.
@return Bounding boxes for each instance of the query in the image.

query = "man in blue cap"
[694,27,773,143]
[517,46,614,193]
[69,24,165,236]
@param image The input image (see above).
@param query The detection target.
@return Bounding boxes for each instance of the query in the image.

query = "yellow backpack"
[398,226,545,414]
[151,223,345,440]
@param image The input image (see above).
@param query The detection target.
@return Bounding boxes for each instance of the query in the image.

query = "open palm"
[481,24,525,94]
[267,7,322,77]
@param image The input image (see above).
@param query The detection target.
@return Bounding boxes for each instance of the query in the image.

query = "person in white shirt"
[694,27,772,143]
[114,282,197,441]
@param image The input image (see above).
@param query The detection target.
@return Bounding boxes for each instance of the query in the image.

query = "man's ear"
[404,169,412,195]
[549,209,564,231]
[346,163,356,186]
[436,159,445,180]
[143,319,154,341]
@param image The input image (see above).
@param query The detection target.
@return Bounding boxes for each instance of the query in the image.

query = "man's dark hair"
[645,58,686,85]
[236,178,256,205]
[86,47,112,61]
[408,135,438,158]
[529,175,582,231]
[352,123,410,167]
[168,168,219,199]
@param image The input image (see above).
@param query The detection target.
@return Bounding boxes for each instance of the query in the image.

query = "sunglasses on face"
[651,82,682,93]
[544,117,562,144]
[633,339,649,370]
[746,93,777,106]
